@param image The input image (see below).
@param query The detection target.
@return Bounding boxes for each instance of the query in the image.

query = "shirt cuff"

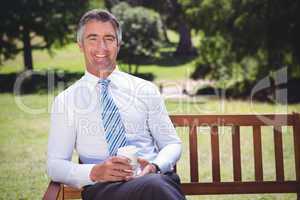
[70,164,96,188]
[151,159,173,174]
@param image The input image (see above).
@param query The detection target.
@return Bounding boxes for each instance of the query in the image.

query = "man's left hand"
[137,158,157,177]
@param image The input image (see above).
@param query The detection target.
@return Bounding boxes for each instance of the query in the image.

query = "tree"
[185,0,300,102]
[168,0,198,56]
[106,0,197,56]
[0,0,89,70]
[111,2,163,74]
[191,34,236,80]
[186,0,300,78]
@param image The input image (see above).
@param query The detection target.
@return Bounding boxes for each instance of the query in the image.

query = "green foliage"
[112,0,198,56]
[111,2,163,73]
[192,34,238,87]
[192,33,263,91]
[0,0,89,69]
[89,0,105,9]
[187,0,300,94]
[197,34,234,79]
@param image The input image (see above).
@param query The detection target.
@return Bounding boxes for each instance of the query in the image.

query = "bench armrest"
[43,181,62,200]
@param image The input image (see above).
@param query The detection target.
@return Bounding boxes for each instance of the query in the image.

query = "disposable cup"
[117,145,139,176]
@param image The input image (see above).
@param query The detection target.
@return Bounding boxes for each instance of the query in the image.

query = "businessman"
[47,9,186,200]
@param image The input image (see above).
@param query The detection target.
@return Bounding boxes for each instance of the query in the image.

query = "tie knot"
[98,79,110,89]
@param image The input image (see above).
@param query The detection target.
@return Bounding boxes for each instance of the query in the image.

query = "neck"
[87,66,116,79]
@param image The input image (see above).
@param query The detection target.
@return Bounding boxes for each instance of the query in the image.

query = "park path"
[155,79,212,99]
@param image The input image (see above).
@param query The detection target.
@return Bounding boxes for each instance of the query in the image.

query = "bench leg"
[58,185,64,200]
[297,193,300,200]
[43,181,62,200]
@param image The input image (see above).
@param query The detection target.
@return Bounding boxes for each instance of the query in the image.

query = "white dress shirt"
[47,69,182,188]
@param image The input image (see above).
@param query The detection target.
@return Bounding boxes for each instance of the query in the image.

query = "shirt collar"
[83,67,120,89]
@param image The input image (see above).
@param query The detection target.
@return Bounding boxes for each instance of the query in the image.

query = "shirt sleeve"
[47,94,95,188]
[146,84,182,173]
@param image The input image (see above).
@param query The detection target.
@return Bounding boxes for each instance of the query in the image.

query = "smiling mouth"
[95,54,106,58]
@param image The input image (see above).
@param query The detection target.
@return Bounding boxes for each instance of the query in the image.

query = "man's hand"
[89,156,133,182]
[137,158,157,177]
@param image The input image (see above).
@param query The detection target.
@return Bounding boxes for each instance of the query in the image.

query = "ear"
[78,42,83,52]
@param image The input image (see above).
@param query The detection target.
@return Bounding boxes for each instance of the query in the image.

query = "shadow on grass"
[119,47,198,67]
[154,51,197,67]
[195,78,300,104]
[140,51,198,67]
[0,70,155,94]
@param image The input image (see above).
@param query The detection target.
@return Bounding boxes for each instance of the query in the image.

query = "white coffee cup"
[117,145,139,176]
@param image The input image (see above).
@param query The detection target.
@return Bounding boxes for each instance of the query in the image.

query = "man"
[47,9,186,200]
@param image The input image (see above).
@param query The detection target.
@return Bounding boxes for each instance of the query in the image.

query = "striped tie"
[99,79,127,156]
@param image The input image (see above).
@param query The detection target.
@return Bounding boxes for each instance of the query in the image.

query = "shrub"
[112,2,164,73]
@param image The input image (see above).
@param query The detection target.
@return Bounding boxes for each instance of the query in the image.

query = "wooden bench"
[43,113,300,200]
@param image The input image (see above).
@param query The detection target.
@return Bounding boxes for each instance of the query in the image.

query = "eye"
[106,37,114,42]
[104,36,116,43]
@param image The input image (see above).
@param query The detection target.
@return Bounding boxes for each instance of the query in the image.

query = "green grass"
[0,94,50,199]
[0,44,85,73]
[0,42,196,80]
[0,93,299,199]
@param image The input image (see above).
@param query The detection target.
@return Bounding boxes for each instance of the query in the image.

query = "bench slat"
[211,126,220,182]
[171,114,294,126]
[189,125,199,182]
[180,181,300,195]
[61,181,300,199]
[232,125,242,182]
[173,125,177,173]
[274,126,284,182]
[63,186,82,199]
[293,113,300,182]
[253,126,263,181]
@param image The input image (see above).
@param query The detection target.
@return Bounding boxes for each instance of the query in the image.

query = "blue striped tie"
[99,79,127,156]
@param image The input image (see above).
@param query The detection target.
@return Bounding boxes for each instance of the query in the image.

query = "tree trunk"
[175,21,197,56]
[134,64,139,74]
[22,26,33,70]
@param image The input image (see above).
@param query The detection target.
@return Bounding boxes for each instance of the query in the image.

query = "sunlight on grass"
[0,43,85,74]
[165,99,299,115]
[0,41,195,80]
[0,94,50,199]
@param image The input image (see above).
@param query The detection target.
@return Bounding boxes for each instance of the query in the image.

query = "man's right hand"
[89,156,133,182]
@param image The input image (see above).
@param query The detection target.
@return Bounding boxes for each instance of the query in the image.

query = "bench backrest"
[170,113,300,196]
[45,113,300,199]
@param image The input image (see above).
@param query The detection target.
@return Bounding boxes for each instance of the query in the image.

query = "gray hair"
[76,9,122,44]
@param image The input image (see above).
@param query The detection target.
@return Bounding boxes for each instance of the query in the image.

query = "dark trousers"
[81,172,186,200]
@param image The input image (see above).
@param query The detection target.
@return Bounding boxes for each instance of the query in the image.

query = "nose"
[96,39,108,51]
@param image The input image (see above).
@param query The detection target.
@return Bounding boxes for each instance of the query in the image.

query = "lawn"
[0,93,299,199]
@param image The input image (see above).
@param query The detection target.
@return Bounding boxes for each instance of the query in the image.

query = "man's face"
[78,20,119,76]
